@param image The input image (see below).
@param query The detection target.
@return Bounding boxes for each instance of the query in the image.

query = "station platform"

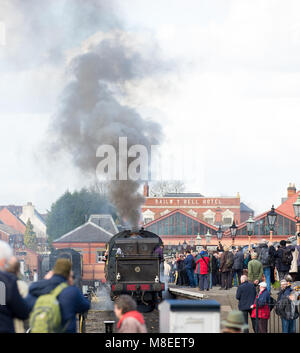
[168,284,239,323]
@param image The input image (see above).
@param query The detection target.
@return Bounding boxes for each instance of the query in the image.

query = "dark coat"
[275,245,295,272]
[255,244,270,268]
[184,254,195,270]
[275,296,299,320]
[268,245,276,267]
[277,286,293,302]
[25,274,90,333]
[211,255,219,273]
[0,271,30,333]
[236,281,257,311]
[219,251,233,272]
[233,251,244,270]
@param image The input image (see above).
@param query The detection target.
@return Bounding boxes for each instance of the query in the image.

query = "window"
[144,218,153,224]
[96,251,105,263]
[223,217,232,226]
[222,209,234,226]
[203,209,216,225]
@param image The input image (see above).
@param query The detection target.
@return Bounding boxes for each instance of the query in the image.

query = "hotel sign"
[154,198,222,206]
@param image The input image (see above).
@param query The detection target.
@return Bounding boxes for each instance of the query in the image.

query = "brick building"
[52,215,118,284]
[0,223,39,279]
[0,203,47,240]
[0,207,26,234]
[142,183,253,228]
[143,184,299,248]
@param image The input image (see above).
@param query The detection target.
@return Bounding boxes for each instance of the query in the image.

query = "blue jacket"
[0,271,30,333]
[257,288,271,307]
[236,281,257,311]
[25,274,90,333]
[184,254,195,270]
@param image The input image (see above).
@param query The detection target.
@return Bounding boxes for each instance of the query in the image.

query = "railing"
[251,303,300,333]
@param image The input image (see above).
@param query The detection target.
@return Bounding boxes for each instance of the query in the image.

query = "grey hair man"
[0,240,30,332]
[236,274,257,333]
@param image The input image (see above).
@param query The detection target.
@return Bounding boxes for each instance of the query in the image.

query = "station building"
[52,214,118,283]
[143,184,299,248]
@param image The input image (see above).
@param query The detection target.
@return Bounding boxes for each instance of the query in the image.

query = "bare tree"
[150,180,185,197]
[89,181,109,196]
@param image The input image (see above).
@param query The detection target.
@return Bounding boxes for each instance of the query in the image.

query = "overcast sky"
[1,0,300,215]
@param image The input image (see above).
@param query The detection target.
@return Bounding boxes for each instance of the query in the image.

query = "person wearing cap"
[25,258,90,333]
[221,310,248,333]
[250,281,271,333]
[248,252,263,287]
[275,290,299,333]
[277,279,293,302]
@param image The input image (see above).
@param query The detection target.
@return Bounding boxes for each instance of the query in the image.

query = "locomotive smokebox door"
[159,299,220,333]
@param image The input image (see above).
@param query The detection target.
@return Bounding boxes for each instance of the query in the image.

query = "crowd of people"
[2,235,300,334]
[165,238,300,291]
[0,240,148,334]
[164,238,300,333]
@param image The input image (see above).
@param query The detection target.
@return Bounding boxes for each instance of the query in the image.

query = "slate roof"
[0,224,22,235]
[88,214,118,235]
[240,202,254,213]
[277,191,300,218]
[163,193,204,197]
[0,206,23,218]
[53,221,113,243]
[0,205,46,225]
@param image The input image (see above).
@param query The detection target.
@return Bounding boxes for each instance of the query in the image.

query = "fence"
[248,302,300,333]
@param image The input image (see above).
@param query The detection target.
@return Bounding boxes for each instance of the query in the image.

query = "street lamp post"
[205,229,212,244]
[230,220,238,246]
[189,237,195,251]
[246,214,255,251]
[183,240,188,252]
[196,233,202,252]
[293,194,300,245]
[267,205,277,242]
[177,242,182,253]
[217,225,223,243]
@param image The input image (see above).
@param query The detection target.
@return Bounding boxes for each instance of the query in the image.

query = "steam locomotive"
[40,248,83,289]
[105,228,165,312]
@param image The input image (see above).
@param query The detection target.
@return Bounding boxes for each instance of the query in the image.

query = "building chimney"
[287,183,297,198]
[143,182,149,197]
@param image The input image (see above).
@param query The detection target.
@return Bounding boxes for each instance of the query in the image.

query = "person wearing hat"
[25,258,90,333]
[221,310,248,333]
[248,252,263,288]
[250,281,271,333]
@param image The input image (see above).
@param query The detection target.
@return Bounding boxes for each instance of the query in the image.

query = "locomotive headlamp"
[116,272,121,281]
[155,275,159,283]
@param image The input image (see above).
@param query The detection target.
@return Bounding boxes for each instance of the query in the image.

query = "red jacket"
[195,253,209,275]
[251,289,270,320]
[117,310,147,333]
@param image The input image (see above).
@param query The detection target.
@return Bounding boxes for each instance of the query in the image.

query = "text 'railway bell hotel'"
[141,183,300,247]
